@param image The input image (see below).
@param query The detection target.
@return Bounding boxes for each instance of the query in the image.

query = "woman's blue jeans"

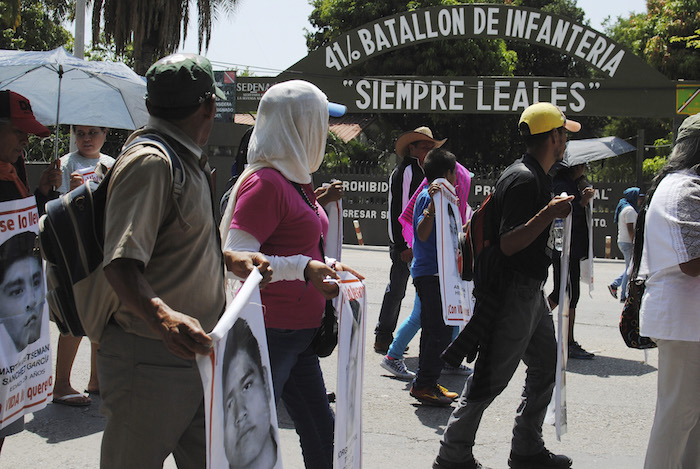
[266,327,334,469]
[611,241,634,300]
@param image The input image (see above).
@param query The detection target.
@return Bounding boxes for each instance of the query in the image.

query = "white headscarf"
[219,80,330,246]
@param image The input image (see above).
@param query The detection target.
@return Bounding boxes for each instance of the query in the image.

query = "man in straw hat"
[374,126,446,354]
[434,103,578,469]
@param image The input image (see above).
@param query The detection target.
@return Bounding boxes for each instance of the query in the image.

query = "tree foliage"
[605,0,700,80]
[0,0,71,51]
[91,0,238,74]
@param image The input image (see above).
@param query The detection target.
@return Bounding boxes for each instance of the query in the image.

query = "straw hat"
[394,126,447,158]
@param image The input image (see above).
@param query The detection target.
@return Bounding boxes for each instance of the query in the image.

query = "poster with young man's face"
[433,178,472,326]
[0,197,53,430]
[334,272,365,469]
[196,270,282,469]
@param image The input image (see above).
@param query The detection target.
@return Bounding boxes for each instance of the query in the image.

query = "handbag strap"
[629,204,648,280]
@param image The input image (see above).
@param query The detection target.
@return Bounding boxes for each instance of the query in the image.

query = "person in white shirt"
[608,187,643,302]
[639,112,700,469]
[53,126,114,407]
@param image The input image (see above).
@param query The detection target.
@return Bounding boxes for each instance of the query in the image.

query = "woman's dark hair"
[646,135,700,202]
[0,232,40,284]
[423,148,456,182]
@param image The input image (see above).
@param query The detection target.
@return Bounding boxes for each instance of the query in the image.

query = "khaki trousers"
[644,339,700,469]
[98,324,206,469]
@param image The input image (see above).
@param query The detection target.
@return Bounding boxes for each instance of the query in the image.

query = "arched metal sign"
[236,4,699,118]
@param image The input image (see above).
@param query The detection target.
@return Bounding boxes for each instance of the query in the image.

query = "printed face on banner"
[434,179,472,326]
[222,319,276,469]
[195,273,282,469]
[0,239,45,352]
[447,205,462,278]
[335,272,366,469]
[0,197,53,431]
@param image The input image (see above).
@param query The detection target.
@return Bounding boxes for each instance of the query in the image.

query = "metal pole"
[53,65,63,161]
[636,129,645,189]
[74,0,86,59]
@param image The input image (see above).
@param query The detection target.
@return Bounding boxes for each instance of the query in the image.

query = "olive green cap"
[677,113,700,143]
[145,53,226,108]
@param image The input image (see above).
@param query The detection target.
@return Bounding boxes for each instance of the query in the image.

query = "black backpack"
[39,134,184,340]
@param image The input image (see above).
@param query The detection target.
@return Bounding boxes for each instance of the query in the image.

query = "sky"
[174,0,649,75]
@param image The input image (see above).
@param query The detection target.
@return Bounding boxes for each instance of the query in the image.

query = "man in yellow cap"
[433,103,578,469]
[374,126,446,354]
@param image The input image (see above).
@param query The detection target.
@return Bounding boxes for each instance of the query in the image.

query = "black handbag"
[312,300,339,357]
[619,205,657,349]
[291,182,340,357]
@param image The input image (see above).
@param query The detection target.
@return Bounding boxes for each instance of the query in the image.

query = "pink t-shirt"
[230,168,328,329]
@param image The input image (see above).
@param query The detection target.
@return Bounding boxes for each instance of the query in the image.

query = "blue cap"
[328,102,346,117]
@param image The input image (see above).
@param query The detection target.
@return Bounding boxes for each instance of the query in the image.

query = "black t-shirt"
[494,154,554,281]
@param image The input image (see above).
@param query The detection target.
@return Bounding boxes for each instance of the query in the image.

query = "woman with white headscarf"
[220,80,361,468]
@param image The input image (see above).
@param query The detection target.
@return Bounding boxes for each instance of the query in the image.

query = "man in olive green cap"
[98,53,271,468]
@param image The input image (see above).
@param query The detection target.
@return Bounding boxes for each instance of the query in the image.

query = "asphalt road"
[1,246,657,468]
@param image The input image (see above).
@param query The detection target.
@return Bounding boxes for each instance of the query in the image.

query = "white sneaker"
[380,356,416,381]
[442,363,473,376]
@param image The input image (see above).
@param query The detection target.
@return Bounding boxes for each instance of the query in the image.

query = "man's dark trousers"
[374,244,410,344]
[437,272,557,464]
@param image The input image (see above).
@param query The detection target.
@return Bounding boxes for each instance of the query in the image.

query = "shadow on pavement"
[567,355,657,377]
[25,395,106,443]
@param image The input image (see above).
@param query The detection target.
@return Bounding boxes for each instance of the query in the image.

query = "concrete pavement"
[1,246,657,468]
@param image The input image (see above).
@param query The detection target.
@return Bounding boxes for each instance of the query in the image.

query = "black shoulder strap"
[121,133,190,231]
[629,204,647,281]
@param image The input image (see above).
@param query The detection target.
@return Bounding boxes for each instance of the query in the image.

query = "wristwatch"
[423,209,434,218]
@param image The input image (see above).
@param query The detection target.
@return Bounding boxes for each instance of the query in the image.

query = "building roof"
[233,113,375,143]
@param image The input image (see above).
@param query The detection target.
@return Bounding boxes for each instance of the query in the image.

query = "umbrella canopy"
[564,136,636,166]
[0,47,148,130]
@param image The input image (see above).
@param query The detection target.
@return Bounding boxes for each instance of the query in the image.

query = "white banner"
[334,272,365,469]
[323,191,343,263]
[433,178,472,327]
[546,209,573,440]
[580,198,594,294]
[196,269,283,469]
[0,197,53,430]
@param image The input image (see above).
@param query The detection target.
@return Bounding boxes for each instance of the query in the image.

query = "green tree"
[91,0,239,74]
[0,0,71,51]
[597,0,699,184]
[606,0,700,80]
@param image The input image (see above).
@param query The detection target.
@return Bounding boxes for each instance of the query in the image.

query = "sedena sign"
[236,4,698,118]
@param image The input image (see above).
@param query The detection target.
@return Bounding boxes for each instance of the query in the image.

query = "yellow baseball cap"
[518,102,581,136]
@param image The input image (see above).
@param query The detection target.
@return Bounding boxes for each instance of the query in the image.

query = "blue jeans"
[387,293,459,360]
[266,328,334,469]
[375,245,411,342]
[611,241,634,300]
[413,276,453,388]
[437,272,557,463]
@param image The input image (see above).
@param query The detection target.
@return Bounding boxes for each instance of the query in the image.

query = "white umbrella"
[564,136,636,166]
[0,47,148,158]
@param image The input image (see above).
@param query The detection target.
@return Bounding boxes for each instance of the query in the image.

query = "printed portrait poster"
[546,211,572,440]
[196,269,282,469]
[334,272,365,469]
[433,178,472,327]
[0,197,53,430]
